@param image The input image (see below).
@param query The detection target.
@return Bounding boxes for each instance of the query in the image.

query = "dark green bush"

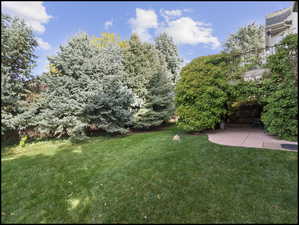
[175,54,231,131]
[176,35,297,139]
[261,81,297,140]
[261,34,298,141]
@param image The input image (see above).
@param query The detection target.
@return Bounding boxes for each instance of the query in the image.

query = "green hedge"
[175,54,231,131]
[260,34,298,141]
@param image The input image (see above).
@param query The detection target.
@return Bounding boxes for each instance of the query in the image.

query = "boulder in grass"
[173,134,181,141]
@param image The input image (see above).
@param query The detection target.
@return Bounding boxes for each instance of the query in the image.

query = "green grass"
[1,125,298,223]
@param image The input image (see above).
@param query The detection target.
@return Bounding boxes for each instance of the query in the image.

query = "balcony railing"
[227,43,298,82]
[229,43,297,66]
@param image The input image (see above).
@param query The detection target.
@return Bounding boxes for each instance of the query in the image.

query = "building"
[234,2,297,82]
[265,1,298,48]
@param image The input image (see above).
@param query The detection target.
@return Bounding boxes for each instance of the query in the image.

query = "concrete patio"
[207,127,298,151]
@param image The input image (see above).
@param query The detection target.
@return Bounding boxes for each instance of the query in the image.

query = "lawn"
[1,125,298,224]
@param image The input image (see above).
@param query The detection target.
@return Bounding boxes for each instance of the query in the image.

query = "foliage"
[226,76,264,116]
[260,34,298,141]
[221,34,297,141]
[91,32,128,49]
[176,30,296,140]
[122,33,175,129]
[224,22,265,53]
[26,33,133,140]
[261,82,297,140]
[122,34,152,101]
[1,14,37,135]
[83,75,134,134]
[176,54,231,131]
[155,32,182,84]
[133,69,175,128]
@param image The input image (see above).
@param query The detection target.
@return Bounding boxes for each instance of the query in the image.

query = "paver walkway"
[207,127,298,151]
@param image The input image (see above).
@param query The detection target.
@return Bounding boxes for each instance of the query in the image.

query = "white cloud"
[162,17,220,49]
[160,8,193,22]
[129,8,220,49]
[104,20,113,29]
[2,1,52,33]
[129,8,158,42]
[160,9,182,22]
[163,9,182,17]
[36,37,51,50]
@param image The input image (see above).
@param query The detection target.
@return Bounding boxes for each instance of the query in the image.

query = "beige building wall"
[265,2,298,48]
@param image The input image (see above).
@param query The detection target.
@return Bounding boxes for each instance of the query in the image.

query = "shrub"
[175,54,231,131]
[261,34,298,141]
[261,82,297,140]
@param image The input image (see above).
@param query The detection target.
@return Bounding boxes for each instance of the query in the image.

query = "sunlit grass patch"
[1,126,297,224]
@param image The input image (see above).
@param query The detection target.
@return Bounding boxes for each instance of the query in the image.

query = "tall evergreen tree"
[155,32,182,84]
[28,33,133,140]
[1,14,38,135]
[133,68,174,128]
[122,33,175,129]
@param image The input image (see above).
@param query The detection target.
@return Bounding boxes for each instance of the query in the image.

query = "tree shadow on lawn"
[1,129,298,224]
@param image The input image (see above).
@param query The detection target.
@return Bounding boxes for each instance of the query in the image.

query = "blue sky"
[2,1,293,76]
